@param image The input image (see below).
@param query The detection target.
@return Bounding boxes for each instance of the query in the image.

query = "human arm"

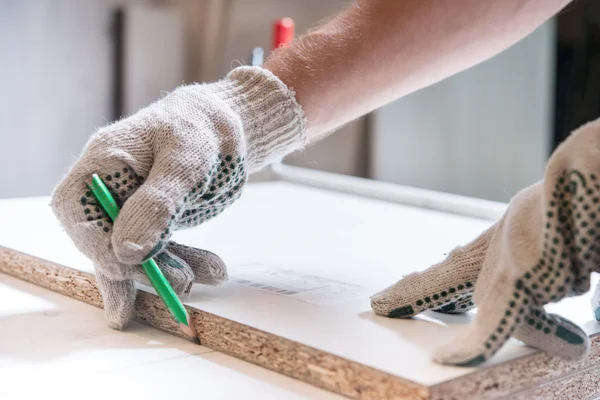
[264,0,573,141]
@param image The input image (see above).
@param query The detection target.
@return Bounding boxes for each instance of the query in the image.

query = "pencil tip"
[179,316,200,344]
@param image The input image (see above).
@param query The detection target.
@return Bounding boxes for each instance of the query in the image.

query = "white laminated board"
[1,168,600,399]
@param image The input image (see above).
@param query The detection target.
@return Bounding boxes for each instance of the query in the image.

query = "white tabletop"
[0,273,344,400]
[1,181,599,389]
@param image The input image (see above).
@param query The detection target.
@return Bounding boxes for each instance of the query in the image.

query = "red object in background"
[272,18,295,50]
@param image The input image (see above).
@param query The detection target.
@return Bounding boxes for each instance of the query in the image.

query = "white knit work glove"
[371,118,600,367]
[51,66,306,329]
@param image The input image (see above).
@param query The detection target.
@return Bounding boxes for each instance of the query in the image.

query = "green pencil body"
[140,258,189,325]
[87,173,196,339]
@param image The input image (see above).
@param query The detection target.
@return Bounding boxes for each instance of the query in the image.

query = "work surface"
[0,273,343,400]
[2,178,600,399]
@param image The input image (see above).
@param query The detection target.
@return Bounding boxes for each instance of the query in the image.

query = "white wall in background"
[123,4,184,115]
[0,1,188,199]
[0,0,119,198]
[370,21,555,202]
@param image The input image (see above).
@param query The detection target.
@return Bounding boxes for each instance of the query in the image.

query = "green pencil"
[86,173,199,343]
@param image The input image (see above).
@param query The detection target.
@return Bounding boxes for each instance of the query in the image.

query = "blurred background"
[1,0,599,202]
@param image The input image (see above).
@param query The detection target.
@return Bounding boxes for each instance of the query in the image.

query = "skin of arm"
[263,0,573,142]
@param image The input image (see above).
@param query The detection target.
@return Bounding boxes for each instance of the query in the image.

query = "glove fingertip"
[370,287,418,319]
[103,290,136,331]
[167,243,228,286]
[111,184,174,265]
[105,308,133,331]
[202,253,228,285]
[96,272,136,331]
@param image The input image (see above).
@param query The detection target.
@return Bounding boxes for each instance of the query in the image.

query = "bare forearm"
[263,0,571,141]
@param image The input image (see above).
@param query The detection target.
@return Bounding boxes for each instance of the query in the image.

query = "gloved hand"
[370,118,600,366]
[51,66,306,329]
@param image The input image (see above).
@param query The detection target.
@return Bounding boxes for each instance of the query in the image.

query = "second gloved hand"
[371,118,600,366]
[51,66,306,330]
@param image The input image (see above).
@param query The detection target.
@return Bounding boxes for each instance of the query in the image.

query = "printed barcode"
[231,278,298,295]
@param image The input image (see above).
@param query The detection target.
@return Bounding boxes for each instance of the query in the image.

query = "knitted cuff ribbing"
[206,66,307,172]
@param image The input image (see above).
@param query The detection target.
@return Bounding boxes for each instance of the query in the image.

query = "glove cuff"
[207,66,308,172]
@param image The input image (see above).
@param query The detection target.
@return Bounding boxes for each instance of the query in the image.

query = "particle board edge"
[508,363,600,400]
[430,333,600,399]
[3,245,599,400]
[0,246,427,400]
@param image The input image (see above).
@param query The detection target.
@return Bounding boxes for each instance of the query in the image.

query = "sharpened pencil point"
[180,315,200,344]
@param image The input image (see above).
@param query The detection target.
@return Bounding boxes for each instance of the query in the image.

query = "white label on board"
[229,263,371,306]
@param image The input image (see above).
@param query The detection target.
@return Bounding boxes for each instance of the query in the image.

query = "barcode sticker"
[229,264,371,306]
[229,278,299,295]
